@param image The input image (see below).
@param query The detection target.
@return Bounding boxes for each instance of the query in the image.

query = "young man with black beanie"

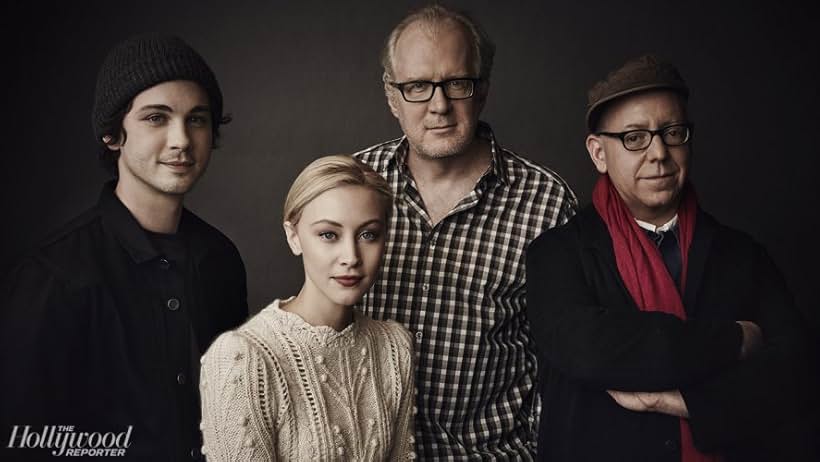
[0,33,247,461]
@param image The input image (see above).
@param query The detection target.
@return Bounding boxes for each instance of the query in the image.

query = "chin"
[420,139,469,159]
[159,180,198,195]
[330,291,366,308]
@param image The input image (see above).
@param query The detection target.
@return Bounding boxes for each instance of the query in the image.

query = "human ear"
[586,135,608,174]
[385,83,401,119]
[475,80,490,112]
[283,221,302,256]
[103,134,123,151]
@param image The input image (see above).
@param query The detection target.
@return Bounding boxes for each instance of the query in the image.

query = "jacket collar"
[388,121,510,187]
[578,204,717,317]
[98,181,197,265]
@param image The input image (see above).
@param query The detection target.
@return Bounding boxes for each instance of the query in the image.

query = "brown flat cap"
[586,54,689,132]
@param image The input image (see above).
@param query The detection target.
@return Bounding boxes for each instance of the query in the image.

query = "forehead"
[392,19,475,80]
[600,90,687,129]
[130,80,209,110]
[300,185,387,223]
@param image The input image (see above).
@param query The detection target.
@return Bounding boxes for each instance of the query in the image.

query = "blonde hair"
[283,155,392,224]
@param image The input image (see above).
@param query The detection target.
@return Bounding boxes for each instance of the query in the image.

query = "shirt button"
[177,372,186,385]
[415,331,423,341]
[158,258,171,270]
[422,283,429,292]
[664,439,679,451]
[190,447,201,459]
[167,298,180,311]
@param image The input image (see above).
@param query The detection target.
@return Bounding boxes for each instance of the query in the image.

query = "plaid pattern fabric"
[354,122,578,460]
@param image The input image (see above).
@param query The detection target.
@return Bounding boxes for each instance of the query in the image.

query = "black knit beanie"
[92,33,223,141]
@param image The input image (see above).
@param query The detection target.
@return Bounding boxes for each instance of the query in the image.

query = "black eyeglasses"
[388,78,481,102]
[596,123,693,151]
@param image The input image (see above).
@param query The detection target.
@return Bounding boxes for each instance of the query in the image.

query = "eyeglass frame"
[595,123,694,151]
[387,77,482,103]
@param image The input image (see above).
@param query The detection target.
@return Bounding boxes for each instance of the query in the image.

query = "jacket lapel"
[579,206,638,310]
[682,209,716,318]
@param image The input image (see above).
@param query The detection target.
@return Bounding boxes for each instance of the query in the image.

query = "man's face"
[586,90,690,224]
[386,20,486,160]
[110,80,212,203]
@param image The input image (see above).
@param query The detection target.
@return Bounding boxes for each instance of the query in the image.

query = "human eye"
[318,231,337,241]
[665,126,681,137]
[406,81,431,94]
[623,131,646,144]
[187,114,211,127]
[359,230,380,241]
[447,79,469,90]
[663,124,687,143]
[144,113,168,125]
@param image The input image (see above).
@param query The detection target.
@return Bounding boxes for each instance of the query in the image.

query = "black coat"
[0,183,248,461]
[527,205,815,462]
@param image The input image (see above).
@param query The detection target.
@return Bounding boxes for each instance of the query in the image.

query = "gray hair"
[380,4,496,83]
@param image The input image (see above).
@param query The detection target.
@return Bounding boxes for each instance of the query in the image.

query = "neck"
[631,207,678,228]
[406,137,491,183]
[115,181,184,234]
[282,287,353,332]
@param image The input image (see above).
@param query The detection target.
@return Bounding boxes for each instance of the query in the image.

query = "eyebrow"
[621,122,649,130]
[621,119,686,131]
[357,219,383,228]
[135,104,210,113]
[310,219,342,227]
[309,218,383,228]
[399,75,472,82]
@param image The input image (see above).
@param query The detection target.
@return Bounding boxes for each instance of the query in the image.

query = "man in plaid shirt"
[355,5,577,460]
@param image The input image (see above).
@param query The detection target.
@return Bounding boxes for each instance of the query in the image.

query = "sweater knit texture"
[200,298,416,461]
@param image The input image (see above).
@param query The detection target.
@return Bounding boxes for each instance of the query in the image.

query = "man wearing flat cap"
[527,55,814,461]
[0,34,247,461]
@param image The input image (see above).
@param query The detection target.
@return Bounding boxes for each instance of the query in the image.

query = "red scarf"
[592,175,720,462]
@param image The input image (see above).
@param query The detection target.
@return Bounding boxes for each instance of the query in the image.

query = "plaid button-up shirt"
[355,122,578,460]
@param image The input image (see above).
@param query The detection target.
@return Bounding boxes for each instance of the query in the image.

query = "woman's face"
[284,185,387,310]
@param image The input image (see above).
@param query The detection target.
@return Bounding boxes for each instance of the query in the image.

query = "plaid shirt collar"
[379,121,510,187]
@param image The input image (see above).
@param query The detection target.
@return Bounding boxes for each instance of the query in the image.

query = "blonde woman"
[199,155,416,461]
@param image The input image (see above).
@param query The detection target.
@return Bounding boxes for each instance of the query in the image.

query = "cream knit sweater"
[200,298,416,461]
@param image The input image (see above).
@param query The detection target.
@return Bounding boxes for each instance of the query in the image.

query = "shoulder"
[201,324,280,381]
[360,316,414,353]
[8,205,105,288]
[529,205,596,253]
[182,209,240,250]
[353,137,404,167]
[204,329,253,362]
[698,210,770,262]
[498,148,577,198]
[181,209,245,267]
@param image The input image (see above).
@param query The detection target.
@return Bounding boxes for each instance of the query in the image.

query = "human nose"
[427,84,452,113]
[338,237,361,267]
[644,132,668,161]
[167,119,191,151]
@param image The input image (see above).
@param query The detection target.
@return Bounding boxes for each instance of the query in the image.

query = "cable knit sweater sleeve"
[388,321,418,461]
[200,331,277,461]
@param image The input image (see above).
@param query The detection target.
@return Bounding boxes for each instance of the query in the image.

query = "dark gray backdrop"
[2,1,818,339]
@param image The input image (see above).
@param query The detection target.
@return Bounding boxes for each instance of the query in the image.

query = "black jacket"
[0,183,248,461]
[527,205,815,461]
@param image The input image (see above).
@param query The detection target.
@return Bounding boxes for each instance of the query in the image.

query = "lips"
[426,124,455,131]
[643,172,676,180]
[333,276,363,287]
[160,160,195,171]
